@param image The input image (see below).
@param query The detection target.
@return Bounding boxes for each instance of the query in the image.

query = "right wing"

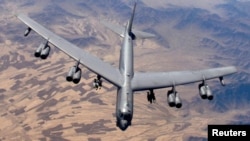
[17,14,123,87]
[132,66,237,91]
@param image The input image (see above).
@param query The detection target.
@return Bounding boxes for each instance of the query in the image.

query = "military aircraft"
[16,2,237,131]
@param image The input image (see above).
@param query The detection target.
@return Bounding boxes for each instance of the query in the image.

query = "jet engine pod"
[66,66,77,82]
[34,43,45,57]
[175,93,182,108]
[40,45,51,59]
[72,68,82,84]
[167,90,175,107]
[205,85,213,100]
[199,83,207,99]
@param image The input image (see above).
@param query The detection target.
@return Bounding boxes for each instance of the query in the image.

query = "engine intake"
[34,42,51,59]
[40,45,51,59]
[72,68,82,84]
[34,43,45,57]
[199,83,207,99]
[175,93,182,108]
[167,90,175,107]
[66,66,76,82]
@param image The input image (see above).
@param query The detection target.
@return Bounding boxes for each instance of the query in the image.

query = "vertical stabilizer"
[127,2,137,34]
[101,2,155,40]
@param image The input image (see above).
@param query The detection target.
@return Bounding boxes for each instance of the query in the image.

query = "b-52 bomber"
[16,2,237,131]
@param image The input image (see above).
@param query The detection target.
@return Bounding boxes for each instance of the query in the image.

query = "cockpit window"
[124,114,131,120]
[119,112,131,120]
[120,113,124,118]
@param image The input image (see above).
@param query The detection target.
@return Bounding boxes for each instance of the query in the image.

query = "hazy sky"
[141,0,226,13]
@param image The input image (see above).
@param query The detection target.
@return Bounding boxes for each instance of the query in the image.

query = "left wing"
[132,66,237,91]
[17,14,123,87]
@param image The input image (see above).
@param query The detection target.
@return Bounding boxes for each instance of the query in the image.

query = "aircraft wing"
[132,66,237,91]
[17,14,123,87]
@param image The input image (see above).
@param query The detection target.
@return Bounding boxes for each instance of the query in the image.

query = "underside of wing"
[17,14,123,87]
[132,66,237,91]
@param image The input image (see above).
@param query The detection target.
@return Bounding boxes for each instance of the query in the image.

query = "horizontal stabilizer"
[100,20,155,39]
[132,29,155,39]
[100,20,125,38]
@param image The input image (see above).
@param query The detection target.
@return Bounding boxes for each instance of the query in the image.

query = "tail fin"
[127,2,137,34]
[100,2,155,39]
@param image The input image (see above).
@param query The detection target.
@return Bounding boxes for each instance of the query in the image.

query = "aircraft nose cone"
[118,120,129,131]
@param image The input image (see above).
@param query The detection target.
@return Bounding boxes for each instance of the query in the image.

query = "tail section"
[100,20,125,38]
[100,2,155,39]
[127,2,137,34]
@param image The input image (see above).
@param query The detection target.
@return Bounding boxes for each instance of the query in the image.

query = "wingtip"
[227,66,237,74]
[16,13,29,18]
[14,13,20,18]
[232,66,237,73]
[15,13,23,18]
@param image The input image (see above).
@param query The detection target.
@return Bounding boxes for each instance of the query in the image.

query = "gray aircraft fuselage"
[116,23,134,131]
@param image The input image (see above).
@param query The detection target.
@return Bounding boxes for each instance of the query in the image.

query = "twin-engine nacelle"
[164,78,222,108]
[34,43,51,59]
[66,66,82,84]
[167,89,182,108]
[199,83,213,100]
